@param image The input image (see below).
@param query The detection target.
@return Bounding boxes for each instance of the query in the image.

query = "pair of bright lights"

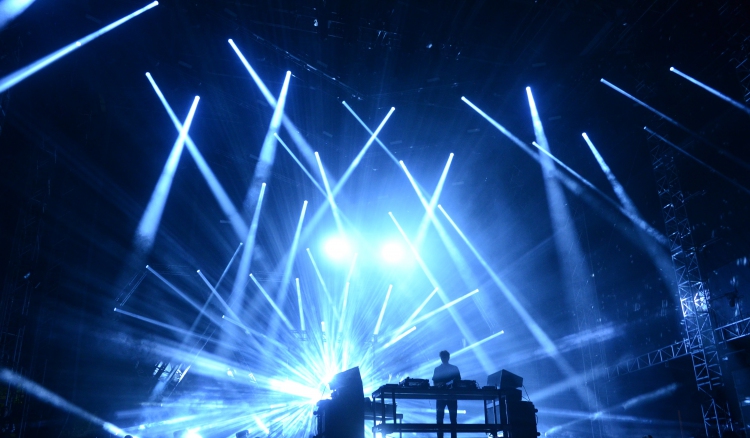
[322,236,406,264]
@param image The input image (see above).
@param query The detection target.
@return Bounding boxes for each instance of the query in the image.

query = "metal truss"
[720,0,750,104]
[606,340,689,379]
[716,316,750,343]
[649,133,731,436]
[607,316,750,379]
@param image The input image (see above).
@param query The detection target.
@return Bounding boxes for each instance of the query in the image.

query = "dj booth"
[370,383,538,438]
[314,368,539,438]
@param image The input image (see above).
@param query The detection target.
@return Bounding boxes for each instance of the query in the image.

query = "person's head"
[439,350,450,363]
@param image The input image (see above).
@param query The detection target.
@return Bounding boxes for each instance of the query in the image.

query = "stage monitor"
[328,366,362,391]
[487,369,523,389]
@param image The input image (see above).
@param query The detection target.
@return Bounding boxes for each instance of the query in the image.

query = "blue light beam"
[644,126,750,196]
[244,71,292,213]
[381,326,416,350]
[228,183,267,311]
[374,285,393,335]
[408,288,479,326]
[387,211,493,373]
[0,369,128,436]
[275,134,326,195]
[135,95,200,251]
[228,40,321,182]
[114,308,223,345]
[296,278,305,332]
[414,153,454,247]
[196,270,246,329]
[436,206,562,358]
[581,132,639,215]
[526,86,603,412]
[463,95,667,246]
[277,200,309,306]
[341,101,401,165]
[403,287,439,327]
[305,248,339,319]
[601,77,750,171]
[249,274,294,331]
[670,67,750,115]
[338,282,351,334]
[0,1,158,93]
[315,151,344,234]
[338,254,358,333]
[581,132,676,299]
[145,73,247,239]
[600,78,679,124]
[331,107,395,198]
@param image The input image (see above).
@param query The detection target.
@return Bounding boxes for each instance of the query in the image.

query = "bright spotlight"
[323,236,352,261]
[381,241,405,264]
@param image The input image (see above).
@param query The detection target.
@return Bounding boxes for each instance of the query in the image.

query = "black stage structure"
[1,0,750,437]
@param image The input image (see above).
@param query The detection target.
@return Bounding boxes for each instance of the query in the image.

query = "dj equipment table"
[370,384,539,438]
[371,385,499,437]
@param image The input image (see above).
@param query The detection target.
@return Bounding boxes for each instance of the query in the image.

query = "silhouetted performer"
[432,350,461,438]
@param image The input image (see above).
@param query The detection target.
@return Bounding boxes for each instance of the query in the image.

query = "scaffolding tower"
[649,132,731,436]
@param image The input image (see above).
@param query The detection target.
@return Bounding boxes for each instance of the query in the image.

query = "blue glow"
[380,241,406,264]
[0,0,35,29]
[184,428,202,438]
[322,235,353,261]
[135,95,199,251]
[670,67,750,115]
[0,1,158,93]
